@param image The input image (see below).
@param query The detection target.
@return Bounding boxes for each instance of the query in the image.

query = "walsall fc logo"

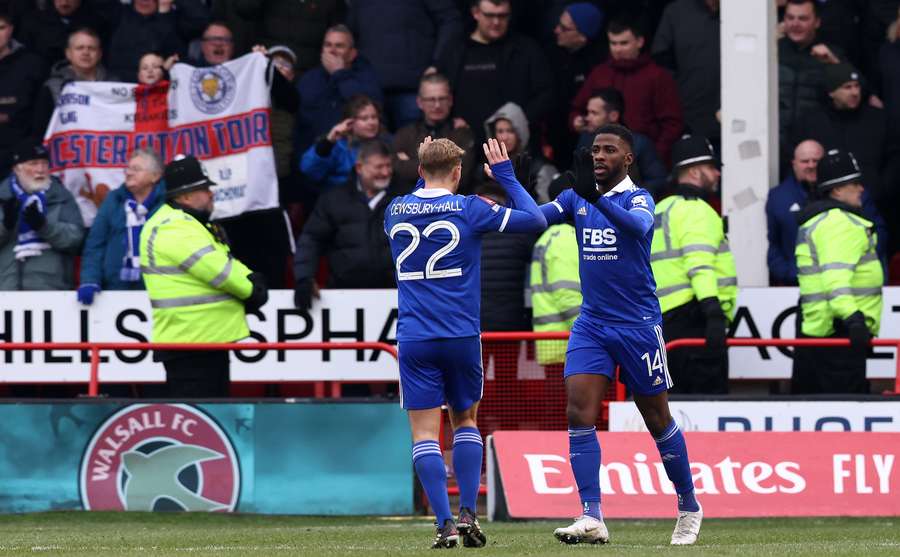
[79,404,240,512]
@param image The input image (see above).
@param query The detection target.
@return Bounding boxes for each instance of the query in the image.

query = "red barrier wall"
[490,431,900,518]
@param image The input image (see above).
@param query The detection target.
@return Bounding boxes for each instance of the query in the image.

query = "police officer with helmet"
[650,135,737,394]
[140,155,268,397]
[792,149,883,394]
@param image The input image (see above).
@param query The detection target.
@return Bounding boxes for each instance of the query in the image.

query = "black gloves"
[22,200,45,230]
[844,311,871,355]
[512,152,535,193]
[699,297,727,351]
[2,197,17,230]
[243,272,269,313]
[571,146,599,204]
[294,278,314,312]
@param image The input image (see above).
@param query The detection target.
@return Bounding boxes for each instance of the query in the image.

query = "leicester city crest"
[189,65,237,115]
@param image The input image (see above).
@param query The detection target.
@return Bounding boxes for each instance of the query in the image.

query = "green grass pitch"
[0,513,897,556]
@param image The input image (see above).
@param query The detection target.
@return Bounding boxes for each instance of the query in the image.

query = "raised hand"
[482,137,509,167]
[572,147,599,203]
[327,118,354,142]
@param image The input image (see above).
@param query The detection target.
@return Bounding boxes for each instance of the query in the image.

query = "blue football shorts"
[398,336,484,411]
[563,318,674,396]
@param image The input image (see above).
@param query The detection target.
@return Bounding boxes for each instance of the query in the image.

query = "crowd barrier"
[667,338,900,395]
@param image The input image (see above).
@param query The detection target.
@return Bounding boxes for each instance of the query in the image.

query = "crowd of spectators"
[1,0,900,390]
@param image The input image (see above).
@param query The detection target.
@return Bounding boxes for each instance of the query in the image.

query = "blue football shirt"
[542,176,662,327]
[384,161,546,341]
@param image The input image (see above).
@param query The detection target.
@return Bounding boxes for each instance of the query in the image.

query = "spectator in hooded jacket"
[570,18,683,164]
[77,149,166,304]
[391,73,477,194]
[484,101,558,203]
[104,0,209,80]
[437,0,554,148]
[300,95,389,192]
[293,24,383,155]
[0,142,84,290]
[16,0,105,69]
[0,12,45,178]
[652,0,721,149]
[348,0,463,130]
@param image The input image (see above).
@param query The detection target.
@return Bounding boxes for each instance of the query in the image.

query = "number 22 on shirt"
[389,220,462,281]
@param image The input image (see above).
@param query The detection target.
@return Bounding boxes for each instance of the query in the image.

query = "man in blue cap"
[548,2,606,168]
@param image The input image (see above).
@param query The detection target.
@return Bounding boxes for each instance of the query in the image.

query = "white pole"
[720,0,779,286]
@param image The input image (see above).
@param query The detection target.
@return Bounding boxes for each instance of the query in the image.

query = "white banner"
[44,52,278,226]
[727,288,898,379]
[0,290,399,383]
[609,401,900,432]
[0,287,899,382]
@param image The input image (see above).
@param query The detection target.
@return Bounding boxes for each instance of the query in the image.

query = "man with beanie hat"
[792,148,883,394]
[0,140,84,290]
[139,155,268,397]
[792,62,893,243]
[548,2,607,168]
[650,134,736,394]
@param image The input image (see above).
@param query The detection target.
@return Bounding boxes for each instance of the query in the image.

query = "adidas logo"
[577,207,587,216]
[652,376,663,386]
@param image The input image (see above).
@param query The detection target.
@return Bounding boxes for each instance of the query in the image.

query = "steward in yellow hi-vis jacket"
[651,136,736,394]
[792,149,883,395]
[140,155,268,397]
[531,222,582,365]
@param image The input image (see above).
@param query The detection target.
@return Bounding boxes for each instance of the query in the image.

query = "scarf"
[121,188,156,282]
[10,175,49,261]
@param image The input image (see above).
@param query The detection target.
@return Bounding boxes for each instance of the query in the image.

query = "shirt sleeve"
[467,195,515,233]
[593,190,655,237]
[540,188,573,225]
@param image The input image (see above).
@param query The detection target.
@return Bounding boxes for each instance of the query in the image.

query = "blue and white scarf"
[121,189,156,282]
[10,175,49,261]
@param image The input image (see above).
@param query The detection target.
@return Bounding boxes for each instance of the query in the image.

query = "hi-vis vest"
[795,207,883,337]
[139,203,253,343]
[651,194,737,319]
[530,223,582,365]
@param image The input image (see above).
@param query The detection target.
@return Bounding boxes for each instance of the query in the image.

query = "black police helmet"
[164,155,216,198]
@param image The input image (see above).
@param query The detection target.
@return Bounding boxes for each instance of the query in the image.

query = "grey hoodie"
[484,102,530,150]
[483,102,559,203]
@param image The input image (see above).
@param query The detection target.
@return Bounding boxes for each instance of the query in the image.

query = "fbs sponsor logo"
[80,404,240,512]
[581,227,618,261]
[190,65,237,115]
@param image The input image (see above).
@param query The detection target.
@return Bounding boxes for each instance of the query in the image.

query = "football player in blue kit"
[384,137,546,548]
[541,124,703,546]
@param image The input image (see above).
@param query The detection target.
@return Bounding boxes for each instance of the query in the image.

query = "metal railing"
[0,342,399,397]
[665,337,900,395]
